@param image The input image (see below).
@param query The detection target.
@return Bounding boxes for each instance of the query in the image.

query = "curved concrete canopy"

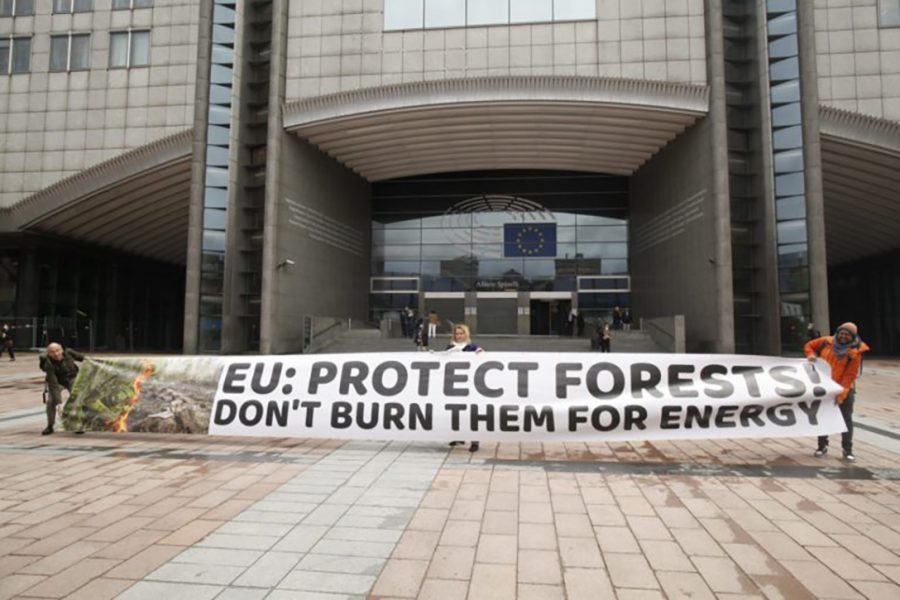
[819,106,900,266]
[284,76,709,181]
[3,130,193,265]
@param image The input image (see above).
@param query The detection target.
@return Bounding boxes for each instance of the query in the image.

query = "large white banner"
[208,352,845,442]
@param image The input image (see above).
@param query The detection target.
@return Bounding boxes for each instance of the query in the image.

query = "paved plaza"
[1,354,899,599]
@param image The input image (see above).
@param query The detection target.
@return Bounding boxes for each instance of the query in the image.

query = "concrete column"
[797,0,830,334]
[259,0,290,354]
[704,0,736,353]
[465,291,477,334]
[182,0,215,354]
[517,292,530,335]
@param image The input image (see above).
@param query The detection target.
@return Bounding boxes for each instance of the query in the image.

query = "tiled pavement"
[1,356,900,599]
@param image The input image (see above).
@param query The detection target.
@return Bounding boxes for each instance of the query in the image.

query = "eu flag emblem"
[504,223,557,257]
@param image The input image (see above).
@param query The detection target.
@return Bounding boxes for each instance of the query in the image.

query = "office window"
[0,0,34,17]
[511,0,553,24]
[1,36,30,73]
[109,30,149,67]
[385,0,595,30]
[112,0,152,8]
[53,0,91,13]
[50,33,90,71]
[468,0,507,25]
[881,0,900,26]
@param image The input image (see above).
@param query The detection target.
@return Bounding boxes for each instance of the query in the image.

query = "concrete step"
[315,330,665,354]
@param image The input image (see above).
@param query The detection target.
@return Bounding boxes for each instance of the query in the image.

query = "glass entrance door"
[530,299,571,335]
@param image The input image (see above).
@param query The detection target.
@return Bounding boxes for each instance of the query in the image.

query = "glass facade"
[384,0,596,30]
[373,211,628,292]
[766,0,812,352]
[198,0,236,352]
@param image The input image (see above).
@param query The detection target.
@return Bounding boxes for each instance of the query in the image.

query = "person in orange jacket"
[804,322,869,462]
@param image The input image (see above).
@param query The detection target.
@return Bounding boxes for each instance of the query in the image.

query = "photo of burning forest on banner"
[61,357,226,434]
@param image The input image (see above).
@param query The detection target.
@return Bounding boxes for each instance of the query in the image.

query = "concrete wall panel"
[0,1,201,208]
[267,134,371,353]
[284,0,708,101]
[814,0,900,121]
[630,117,723,352]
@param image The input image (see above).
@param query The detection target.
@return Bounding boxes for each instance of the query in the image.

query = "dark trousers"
[818,390,854,453]
[45,380,73,429]
[2,343,13,360]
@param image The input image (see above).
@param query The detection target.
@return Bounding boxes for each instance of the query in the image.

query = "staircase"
[314,329,667,354]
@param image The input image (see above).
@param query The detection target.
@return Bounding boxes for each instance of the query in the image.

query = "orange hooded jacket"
[803,336,870,403]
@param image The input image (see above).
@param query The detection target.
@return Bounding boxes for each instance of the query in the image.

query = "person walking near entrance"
[427,310,439,344]
[446,324,483,452]
[622,309,633,331]
[39,343,85,435]
[805,322,869,462]
[1,323,14,361]
[599,321,612,352]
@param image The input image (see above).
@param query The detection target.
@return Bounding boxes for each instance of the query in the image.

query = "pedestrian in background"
[1,323,14,361]
[806,322,869,462]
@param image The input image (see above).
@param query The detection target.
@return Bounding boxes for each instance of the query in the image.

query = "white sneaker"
[843,452,856,463]
[814,448,827,457]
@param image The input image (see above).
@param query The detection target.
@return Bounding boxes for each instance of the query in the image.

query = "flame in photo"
[111,361,155,433]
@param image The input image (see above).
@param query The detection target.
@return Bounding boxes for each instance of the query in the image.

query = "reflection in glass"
[385,0,424,30]
[777,242,808,265]
[205,166,229,188]
[210,64,233,85]
[211,44,234,65]
[200,295,223,316]
[201,252,225,274]
[212,24,235,44]
[206,145,230,166]
[770,56,799,81]
[468,0,507,25]
[775,172,805,196]
[779,266,810,293]
[523,259,556,278]
[425,0,464,27]
[771,80,800,104]
[203,208,227,231]
[767,0,797,13]
[209,84,232,105]
[204,187,228,208]
[200,272,224,294]
[511,0,553,23]
[773,149,803,173]
[775,195,806,220]
[575,242,628,258]
[377,229,422,245]
[767,11,797,35]
[768,34,798,58]
[554,0,596,20]
[576,226,627,242]
[772,102,801,127]
[208,105,230,125]
[478,260,525,277]
[375,245,421,260]
[772,125,803,149]
[776,220,807,245]
[207,125,230,145]
[202,230,226,253]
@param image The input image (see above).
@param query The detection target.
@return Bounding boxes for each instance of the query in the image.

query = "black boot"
[469,441,479,452]
[41,427,53,435]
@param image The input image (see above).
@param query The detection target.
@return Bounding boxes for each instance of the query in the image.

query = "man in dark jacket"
[39,343,85,435]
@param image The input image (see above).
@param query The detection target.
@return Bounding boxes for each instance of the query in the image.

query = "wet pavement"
[0,353,899,599]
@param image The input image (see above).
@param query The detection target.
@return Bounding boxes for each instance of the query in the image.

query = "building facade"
[1,0,898,355]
